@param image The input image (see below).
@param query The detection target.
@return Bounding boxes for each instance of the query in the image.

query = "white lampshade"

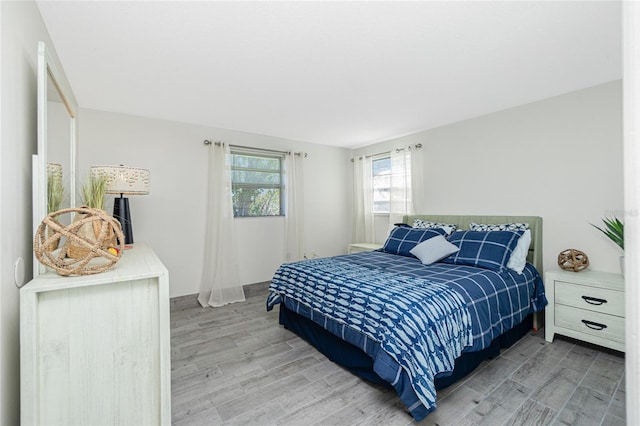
[90,165,150,195]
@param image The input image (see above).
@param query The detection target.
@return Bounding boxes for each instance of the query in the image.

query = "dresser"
[348,243,383,254]
[544,269,624,352]
[20,243,171,425]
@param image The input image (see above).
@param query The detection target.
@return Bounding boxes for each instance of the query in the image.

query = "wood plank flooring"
[171,292,626,425]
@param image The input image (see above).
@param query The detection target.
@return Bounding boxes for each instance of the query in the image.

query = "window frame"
[230,148,285,218]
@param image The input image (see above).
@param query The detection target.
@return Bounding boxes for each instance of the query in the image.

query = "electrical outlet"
[14,257,25,287]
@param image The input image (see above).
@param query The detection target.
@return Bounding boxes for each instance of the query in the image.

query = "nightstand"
[545,269,624,352]
[348,243,383,254]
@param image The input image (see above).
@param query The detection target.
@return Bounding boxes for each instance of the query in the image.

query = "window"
[372,156,391,213]
[231,150,284,217]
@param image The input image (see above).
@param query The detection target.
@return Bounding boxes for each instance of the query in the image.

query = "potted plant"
[80,174,107,210]
[47,174,64,213]
[591,216,624,275]
[68,174,111,259]
[47,171,65,214]
[46,166,65,251]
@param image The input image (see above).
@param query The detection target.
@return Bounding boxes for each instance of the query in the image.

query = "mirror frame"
[33,41,78,278]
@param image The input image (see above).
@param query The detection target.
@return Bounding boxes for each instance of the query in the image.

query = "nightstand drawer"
[555,305,625,344]
[555,281,624,317]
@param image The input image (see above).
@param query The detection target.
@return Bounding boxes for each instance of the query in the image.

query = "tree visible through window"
[372,156,391,213]
[231,150,284,217]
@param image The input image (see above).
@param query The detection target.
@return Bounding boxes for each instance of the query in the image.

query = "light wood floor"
[170,291,626,425]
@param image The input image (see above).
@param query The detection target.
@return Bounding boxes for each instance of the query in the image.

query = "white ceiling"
[36,1,621,149]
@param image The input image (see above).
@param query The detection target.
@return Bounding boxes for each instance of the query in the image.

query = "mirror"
[33,41,78,278]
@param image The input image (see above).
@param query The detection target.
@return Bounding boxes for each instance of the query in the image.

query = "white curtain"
[285,152,305,261]
[198,142,246,308]
[389,147,415,226]
[353,156,375,243]
[410,145,425,213]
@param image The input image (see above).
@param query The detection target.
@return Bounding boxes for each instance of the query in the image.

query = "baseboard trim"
[243,281,270,297]
[170,293,198,310]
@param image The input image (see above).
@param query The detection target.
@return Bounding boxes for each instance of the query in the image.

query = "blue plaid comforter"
[266,251,546,420]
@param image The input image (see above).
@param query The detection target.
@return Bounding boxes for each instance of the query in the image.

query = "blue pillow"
[441,230,522,272]
[381,227,447,257]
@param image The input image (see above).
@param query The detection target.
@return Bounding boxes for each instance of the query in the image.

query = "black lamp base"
[113,196,134,245]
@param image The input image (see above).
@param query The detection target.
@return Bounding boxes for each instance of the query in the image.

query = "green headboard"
[402,215,543,273]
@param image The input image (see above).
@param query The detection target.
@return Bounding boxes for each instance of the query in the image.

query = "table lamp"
[90,165,150,245]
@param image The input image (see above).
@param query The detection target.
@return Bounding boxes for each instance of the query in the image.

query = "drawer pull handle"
[581,296,607,305]
[581,319,608,331]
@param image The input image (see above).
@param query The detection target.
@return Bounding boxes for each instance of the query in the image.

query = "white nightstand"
[348,243,383,254]
[545,269,624,352]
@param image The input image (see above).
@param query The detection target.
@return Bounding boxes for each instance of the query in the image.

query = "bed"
[266,215,547,421]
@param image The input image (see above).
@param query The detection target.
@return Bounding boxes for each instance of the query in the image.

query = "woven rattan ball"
[34,206,125,276]
[557,248,589,272]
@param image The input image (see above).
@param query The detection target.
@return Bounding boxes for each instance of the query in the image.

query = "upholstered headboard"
[402,215,543,273]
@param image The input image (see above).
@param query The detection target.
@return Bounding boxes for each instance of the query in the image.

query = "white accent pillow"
[410,235,460,265]
[506,229,531,274]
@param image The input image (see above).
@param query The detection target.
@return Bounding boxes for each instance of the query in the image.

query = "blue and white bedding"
[266,250,546,420]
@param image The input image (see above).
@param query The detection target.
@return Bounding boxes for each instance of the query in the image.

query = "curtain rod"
[350,143,422,162]
[203,140,307,157]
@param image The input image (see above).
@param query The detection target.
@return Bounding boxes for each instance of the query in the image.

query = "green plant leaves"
[591,217,624,251]
[47,172,65,214]
[81,175,107,210]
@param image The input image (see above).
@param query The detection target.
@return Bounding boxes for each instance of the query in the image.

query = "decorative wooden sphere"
[557,249,589,272]
[34,206,125,276]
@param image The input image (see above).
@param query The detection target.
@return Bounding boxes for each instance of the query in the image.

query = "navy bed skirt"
[279,304,532,391]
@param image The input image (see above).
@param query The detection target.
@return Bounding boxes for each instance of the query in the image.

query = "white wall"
[77,109,351,297]
[79,81,622,298]
[354,81,623,276]
[0,1,70,424]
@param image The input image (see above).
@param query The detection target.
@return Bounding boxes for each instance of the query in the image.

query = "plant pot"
[67,209,117,259]
[620,255,625,277]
